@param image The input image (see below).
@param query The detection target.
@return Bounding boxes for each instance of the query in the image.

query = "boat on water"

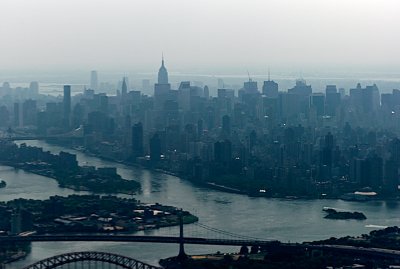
[0,179,6,188]
[205,182,246,194]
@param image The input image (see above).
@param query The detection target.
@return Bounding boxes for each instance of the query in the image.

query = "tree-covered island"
[1,194,198,235]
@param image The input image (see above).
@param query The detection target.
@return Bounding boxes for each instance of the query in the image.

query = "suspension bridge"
[0,218,278,269]
[0,222,278,246]
[2,219,400,269]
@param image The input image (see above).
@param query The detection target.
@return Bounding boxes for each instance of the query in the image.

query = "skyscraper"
[132,122,144,157]
[243,79,258,95]
[22,99,37,126]
[13,103,22,127]
[63,85,71,129]
[204,85,210,99]
[325,85,340,116]
[310,93,325,116]
[158,55,168,84]
[29,81,39,96]
[222,115,231,136]
[90,70,98,90]
[288,79,312,96]
[154,56,171,110]
[150,133,162,163]
[121,77,128,97]
[262,76,278,98]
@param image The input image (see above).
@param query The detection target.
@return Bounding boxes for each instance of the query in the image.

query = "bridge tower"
[177,210,188,260]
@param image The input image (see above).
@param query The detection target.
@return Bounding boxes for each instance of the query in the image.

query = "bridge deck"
[1,235,400,261]
[0,234,276,246]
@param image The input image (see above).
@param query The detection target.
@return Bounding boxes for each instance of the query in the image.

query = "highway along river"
[1,140,399,268]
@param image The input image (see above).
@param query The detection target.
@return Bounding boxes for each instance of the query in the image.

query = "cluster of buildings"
[1,60,400,198]
[0,142,140,194]
[0,195,195,235]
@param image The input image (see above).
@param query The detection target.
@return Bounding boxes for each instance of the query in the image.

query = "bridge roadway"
[2,235,400,260]
[0,234,276,247]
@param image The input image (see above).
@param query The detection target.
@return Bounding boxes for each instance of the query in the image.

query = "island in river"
[0,194,198,264]
[0,141,140,194]
[1,194,198,234]
[323,207,367,220]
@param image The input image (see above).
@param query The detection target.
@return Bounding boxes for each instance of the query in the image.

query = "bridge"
[21,251,161,269]
[2,136,83,141]
[1,213,400,267]
[1,126,84,141]
[2,234,400,266]
[0,234,277,247]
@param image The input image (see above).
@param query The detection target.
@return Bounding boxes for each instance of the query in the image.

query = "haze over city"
[1,0,400,74]
[2,1,400,269]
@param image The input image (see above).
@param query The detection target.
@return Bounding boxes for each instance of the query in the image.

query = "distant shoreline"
[15,139,400,202]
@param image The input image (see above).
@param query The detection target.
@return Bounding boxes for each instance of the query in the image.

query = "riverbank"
[37,139,400,202]
[0,141,141,195]
[4,140,400,268]
[0,194,198,265]
[0,250,29,265]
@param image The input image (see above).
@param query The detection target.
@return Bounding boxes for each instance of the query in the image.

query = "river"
[1,140,399,268]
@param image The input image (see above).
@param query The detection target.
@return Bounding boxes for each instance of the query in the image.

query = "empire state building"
[158,56,169,84]
[154,55,171,110]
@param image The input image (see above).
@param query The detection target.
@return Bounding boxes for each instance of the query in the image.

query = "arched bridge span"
[22,251,162,269]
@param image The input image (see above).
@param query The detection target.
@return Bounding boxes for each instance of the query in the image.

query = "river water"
[1,140,399,268]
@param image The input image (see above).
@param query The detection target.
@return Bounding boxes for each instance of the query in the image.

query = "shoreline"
[15,139,400,202]
[0,161,140,196]
[2,251,28,265]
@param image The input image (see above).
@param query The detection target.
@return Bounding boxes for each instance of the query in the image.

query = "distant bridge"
[21,251,161,269]
[2,235,400,261]
[1,126,84,141]
[3,136,83,141]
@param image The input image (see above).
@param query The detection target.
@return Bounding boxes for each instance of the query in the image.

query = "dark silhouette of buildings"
[262,79,278,98]
[132,122,144,157]
[150,133,162,163]
[2,62,400,199]
[63,85,71,129]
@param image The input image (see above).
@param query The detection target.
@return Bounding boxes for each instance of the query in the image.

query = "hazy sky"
[1,0,399,73]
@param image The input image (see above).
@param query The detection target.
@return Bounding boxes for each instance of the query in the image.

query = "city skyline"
[2,1,400,268]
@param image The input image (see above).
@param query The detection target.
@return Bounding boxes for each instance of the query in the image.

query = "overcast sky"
[1,0,399,73]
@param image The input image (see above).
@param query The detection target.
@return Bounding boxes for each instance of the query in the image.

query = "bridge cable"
[193,222,271,241]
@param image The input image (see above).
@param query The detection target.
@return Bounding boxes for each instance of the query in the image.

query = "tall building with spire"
[122,77,128,97]
[262,71,279,98]
[154,55,171,111]
[158,55,169,84]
